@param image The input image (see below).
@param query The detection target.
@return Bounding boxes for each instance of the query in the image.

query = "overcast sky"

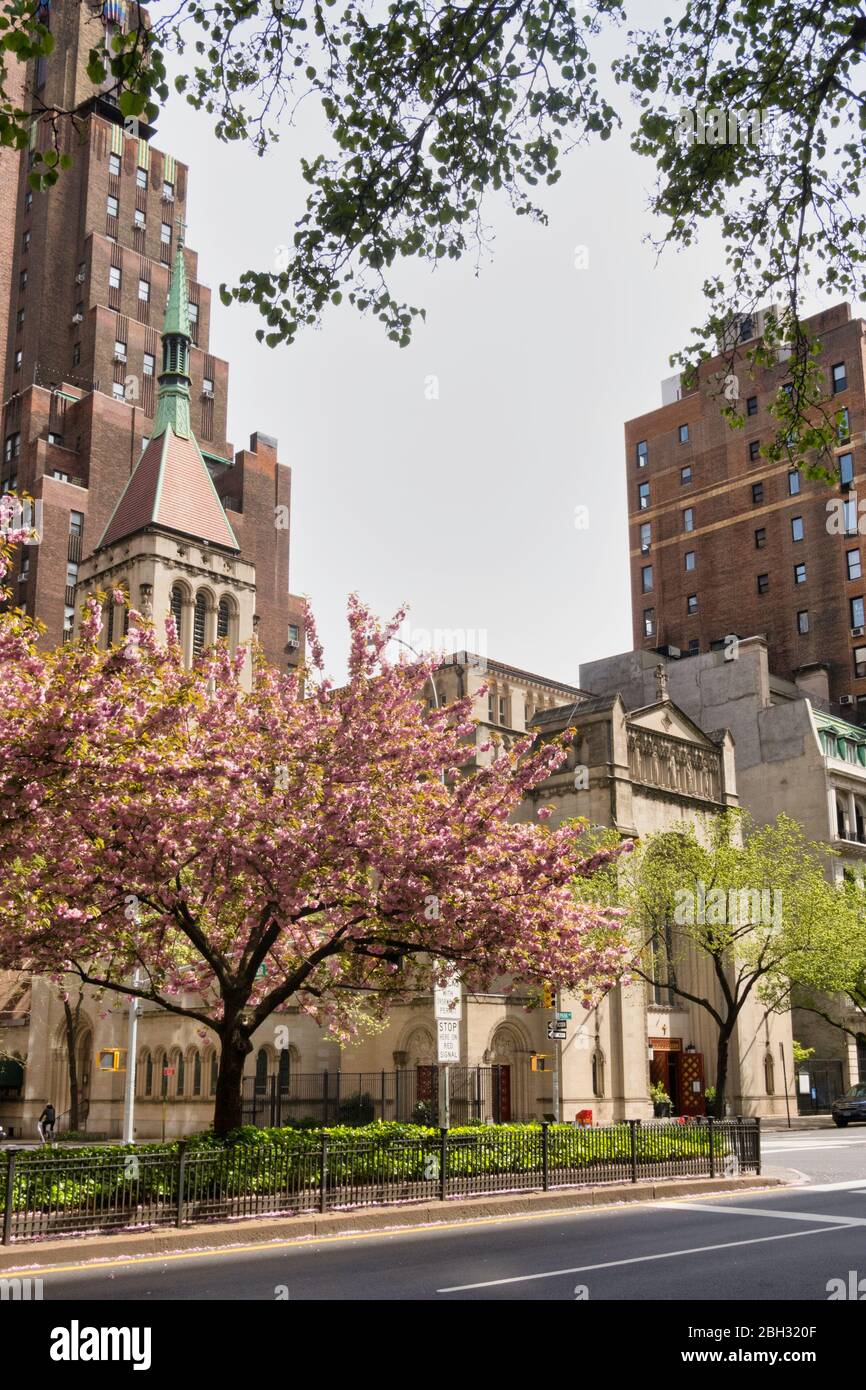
[157,18,830,687]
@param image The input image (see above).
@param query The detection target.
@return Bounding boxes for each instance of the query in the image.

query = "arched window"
[175,1049,185,1098]
[170,584,184,641]
[209,1050,218,1096]
[156,1050,168,1098]
[193,592,207,656]
[277,1047,291,1092]
[217,598,231,640]
[105,598,114,645]
[192,1050,202,1097]
[591,1048,605,1099]
[764,1051,775,1095]
[143,1050,153,1098]
[254,1047,269,1095]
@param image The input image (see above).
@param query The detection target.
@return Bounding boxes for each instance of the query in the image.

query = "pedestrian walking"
[37,1102,56,1144]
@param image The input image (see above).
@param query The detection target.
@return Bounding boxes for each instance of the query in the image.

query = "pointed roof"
[97,235,239,553]
[99,428,240,551]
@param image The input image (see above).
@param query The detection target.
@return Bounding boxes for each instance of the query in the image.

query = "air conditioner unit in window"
[840,694,855,707]
[852,626,865,638]
[287,639,300,651]
[71,313,83,324]
[75,270,86,284]
[202,388,214,399]
[113,352,127,363]
[640,542,650,554]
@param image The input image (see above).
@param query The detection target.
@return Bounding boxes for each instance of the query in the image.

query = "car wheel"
[833,1116,849,1127]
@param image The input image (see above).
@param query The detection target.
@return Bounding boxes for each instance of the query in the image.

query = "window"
[70,511,83,537]
[791,516,804,542]
[66,561,78,589]
[498,695,507,725]
[141,435,149,450]
[193,593,207,656]
[748,440,760,462]
[19,269,27,292]
[845,498,858,534]
[641,564,653,593]
[72,342,81,366]
[163,180,174,200]
[832,362,848,394]
[24,189,32,213]
[109,265,121,290]
[855,645,866,679]
[852,597,866,629]
[840,452,854,487]
[114,339,126,359]
[288,622,300,644]
[106,194,119,217]
[788,470,800,495]
[188,302,198,328]
[218,600,231,640]
[53,469,68,482]
[757,573,769,595]
[160,221,171,244]
[5,433,20,462]
[752,482,764,504]
[48,432,63,446]
[203,376,214,394]
[688,638,699,656]
[13,350,21,372]
[639,521,651,551]
[755,527,766,549]
[686,594,698,615]
[797,610,809,635]
[138,278,150,302]
[193,1051,202,1097]
[638,481,650,510]
[16,308,24,331]
[683,507,694,532]
[681,465,692,485]
[133,208,145,228]
[22,230,30,253]
[636,440,648,467]
[136,166,148,189]
[111,382,124,401]
[794,562,807,584]
[109,152,121,176]
[746,396,758,416]
[643,608,654,638]
[170,585,184,639]
[838,407,851,442]
[210,1052,218,1096]
[684,550,696,572]
[678,423,689,443]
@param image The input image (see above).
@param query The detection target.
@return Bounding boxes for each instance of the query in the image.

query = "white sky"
[156,18,831,686]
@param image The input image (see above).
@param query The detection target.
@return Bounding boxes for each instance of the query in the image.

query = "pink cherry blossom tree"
[0,568,631,1134]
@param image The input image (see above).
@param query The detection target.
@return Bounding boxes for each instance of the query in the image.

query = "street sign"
[436,1017,460,1062]
[547,1022,567,1040]
[255,964,267,979]
[434,973,462,1021]
[555,1011,572,1021]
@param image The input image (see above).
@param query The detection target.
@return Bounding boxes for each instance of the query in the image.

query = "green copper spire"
[153,231,192,439]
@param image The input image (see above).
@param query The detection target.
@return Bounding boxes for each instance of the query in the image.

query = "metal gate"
[241,1067,516,1127]
[795,1059,845,1113]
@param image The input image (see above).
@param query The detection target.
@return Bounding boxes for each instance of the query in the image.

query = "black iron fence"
[1,1117,760,1245]
[242,1068,513,1128]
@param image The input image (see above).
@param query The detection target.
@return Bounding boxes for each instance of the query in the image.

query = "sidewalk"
[0,1172,781,1272]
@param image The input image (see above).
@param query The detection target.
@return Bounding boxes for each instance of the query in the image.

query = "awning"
[0,1059,24,1089]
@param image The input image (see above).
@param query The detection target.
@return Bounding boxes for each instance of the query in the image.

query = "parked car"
[831,1083,866,1127]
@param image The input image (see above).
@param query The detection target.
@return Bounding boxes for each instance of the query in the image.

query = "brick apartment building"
[0,0,303,666]
[626,303,866,719]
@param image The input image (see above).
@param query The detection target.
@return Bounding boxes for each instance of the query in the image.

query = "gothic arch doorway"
[489,1024,529,1122]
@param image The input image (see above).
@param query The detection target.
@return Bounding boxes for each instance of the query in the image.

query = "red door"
[492,1065,511,1122]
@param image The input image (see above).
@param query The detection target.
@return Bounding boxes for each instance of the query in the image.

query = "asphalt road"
[24,1126,866,1302]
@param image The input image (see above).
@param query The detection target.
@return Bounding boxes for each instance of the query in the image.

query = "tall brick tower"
[625,303,866,719]
[0,0,304,668]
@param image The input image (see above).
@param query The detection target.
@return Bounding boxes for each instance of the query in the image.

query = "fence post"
[754,1115,761,1176]
[319,1133,329,1214]
[381,1069,386,1122]
[541,1121,550,1192]
[322,1069,330,1127]
[439,1126,448,1203]
[708,1116,715,1177]
[2,1149,17,1245]
[628,1118,639,1183]
[176,1140,188,1228]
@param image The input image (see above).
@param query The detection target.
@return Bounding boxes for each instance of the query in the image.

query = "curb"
[0,1173,780,1272]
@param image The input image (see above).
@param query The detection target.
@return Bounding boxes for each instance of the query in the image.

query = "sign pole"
[553,988,561,1123]
[122,969,141,1144]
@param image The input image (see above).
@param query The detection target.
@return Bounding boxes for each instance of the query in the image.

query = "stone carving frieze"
[627,727,721,801]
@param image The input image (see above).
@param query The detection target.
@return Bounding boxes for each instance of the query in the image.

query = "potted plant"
[703,1085,716,1117]
[650,1081,672,1118]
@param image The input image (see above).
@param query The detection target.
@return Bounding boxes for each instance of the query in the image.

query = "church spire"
[153,224,192,440]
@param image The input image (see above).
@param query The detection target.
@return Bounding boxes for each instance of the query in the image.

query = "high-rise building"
[625,303,865,717]
[0,0,303,667]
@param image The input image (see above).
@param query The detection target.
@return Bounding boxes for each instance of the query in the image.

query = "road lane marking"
[437,1223,854,1292]
[763,1141,866,1152]
[664,1201,866,1225]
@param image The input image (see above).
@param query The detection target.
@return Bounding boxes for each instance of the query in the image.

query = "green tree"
[787,877,866,1051]
[2,3,865,470]
[622,813,851,1117]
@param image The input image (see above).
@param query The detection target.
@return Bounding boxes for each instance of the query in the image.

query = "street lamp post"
[122,969,142,1144]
